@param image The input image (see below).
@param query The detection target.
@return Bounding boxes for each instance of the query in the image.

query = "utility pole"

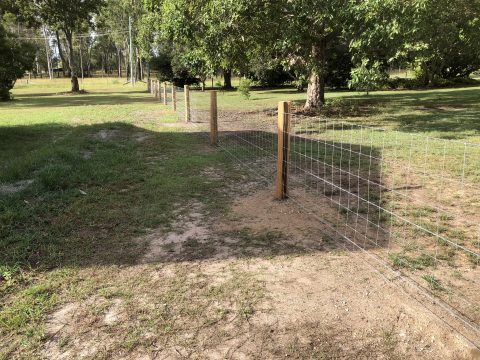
[128,16,134,86]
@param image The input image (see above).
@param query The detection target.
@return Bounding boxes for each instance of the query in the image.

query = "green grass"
[189,82,480,145]
[0,78,250,357]
[1,77,479,358]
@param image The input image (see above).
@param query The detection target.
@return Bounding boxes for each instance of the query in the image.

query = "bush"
[348,60,388,94]
[293,75,308,92]
[0,24,35,101]
[250,64,293,87]
[237,78,252,99]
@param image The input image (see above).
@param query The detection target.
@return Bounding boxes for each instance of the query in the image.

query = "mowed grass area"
[1,78,479,358]
[192,83,480,142]
[0,78,250,358]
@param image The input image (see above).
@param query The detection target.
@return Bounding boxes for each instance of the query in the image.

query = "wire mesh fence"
[148,87,480,346]
[284,112,480,341]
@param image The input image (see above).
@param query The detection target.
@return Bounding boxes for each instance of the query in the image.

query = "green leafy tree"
[348,60,388,95]
[12,0,102,92]
[0,23,35,100]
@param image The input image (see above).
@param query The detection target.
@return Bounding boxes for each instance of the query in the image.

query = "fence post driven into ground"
[276,101,291,200]
[184,85,190,122]
[163,82,167,105]
[171,84,176,111]
[155,80,160,100]
[210,91,218,146]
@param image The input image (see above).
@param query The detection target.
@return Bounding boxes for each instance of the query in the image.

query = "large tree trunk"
[65,31,79,92]
[304,40,327,111]
[223,69,233,89]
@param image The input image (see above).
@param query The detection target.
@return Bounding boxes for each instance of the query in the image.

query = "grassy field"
[1,78,479,359]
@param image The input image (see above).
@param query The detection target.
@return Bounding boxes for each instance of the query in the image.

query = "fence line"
[147,85,480,348]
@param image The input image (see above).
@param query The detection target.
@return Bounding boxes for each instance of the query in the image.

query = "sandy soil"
[42,187,480,359]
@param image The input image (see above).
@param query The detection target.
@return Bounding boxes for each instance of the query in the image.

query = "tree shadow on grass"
[2,91,156,109]
[0,120,389,270]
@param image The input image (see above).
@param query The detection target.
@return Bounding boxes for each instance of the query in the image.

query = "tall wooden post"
[276,101,291,200]
[147,78,151,93]
[210,91,218,146]
[163,82,167,105]
[184,85,191,122]
[171,84,176,111]
[155,80,160,100]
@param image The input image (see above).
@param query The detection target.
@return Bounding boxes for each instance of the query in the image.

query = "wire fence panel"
[174,86,186,122]
[284,112,480,345]
[160,88,480,347]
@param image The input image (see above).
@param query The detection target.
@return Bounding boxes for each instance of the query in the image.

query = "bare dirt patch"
[0,179,34,195]
[40,185,479,359]
[94,129,120,141]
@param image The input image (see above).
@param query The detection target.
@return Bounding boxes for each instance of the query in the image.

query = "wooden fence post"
[155,80,160,100]
[147,78,151,93]
[276,101,291,200]
[171,84,176,111]
[184,85,190,122]
[163,82,167,105]
[210,90,218,146]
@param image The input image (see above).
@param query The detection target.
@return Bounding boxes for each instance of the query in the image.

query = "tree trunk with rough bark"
[65,30,79,92]
[223,69,233,89]
[304,39,327,111]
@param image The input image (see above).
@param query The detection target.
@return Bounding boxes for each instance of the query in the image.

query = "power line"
[13,30,129,41]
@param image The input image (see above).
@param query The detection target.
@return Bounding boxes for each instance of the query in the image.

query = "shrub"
[293,75,309,92]
[0,24,35,101]
[237,78,252,99]
[348,60,388,95]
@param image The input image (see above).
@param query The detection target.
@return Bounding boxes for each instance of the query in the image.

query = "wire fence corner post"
[171,84,176,111]
[184,85,191,123]
[276,101,291,200]
[210,90,218,146]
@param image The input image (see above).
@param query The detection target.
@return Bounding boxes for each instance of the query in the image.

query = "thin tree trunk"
[304,39,327,111]
[56,31,68,77]
[43,27,53,79]
[117,47,122,78]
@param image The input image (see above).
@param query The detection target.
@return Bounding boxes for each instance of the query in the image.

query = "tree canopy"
[1,0,479,105]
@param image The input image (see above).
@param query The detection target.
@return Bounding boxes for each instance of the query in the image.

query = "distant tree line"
[0,0,479,107]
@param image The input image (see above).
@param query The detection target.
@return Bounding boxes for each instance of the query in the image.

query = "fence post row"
[210,90,218,146]
[184,85,190,122]
[276,101,291,200]
[171,85,176,111]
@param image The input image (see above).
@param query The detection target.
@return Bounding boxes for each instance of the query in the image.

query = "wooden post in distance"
[184,85,191,122]
[210,91,218,146]
[276,101,291,200]
[171,84,176,111]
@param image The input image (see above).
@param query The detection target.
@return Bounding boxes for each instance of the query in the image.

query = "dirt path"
[42,187,480,359]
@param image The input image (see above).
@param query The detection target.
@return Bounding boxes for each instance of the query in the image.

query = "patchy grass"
[1,78,479,358]
[389,253,436,270]
[422,275,446,292]
[0,78,248,357]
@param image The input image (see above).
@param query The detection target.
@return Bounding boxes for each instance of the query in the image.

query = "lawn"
[0,78,479,359]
